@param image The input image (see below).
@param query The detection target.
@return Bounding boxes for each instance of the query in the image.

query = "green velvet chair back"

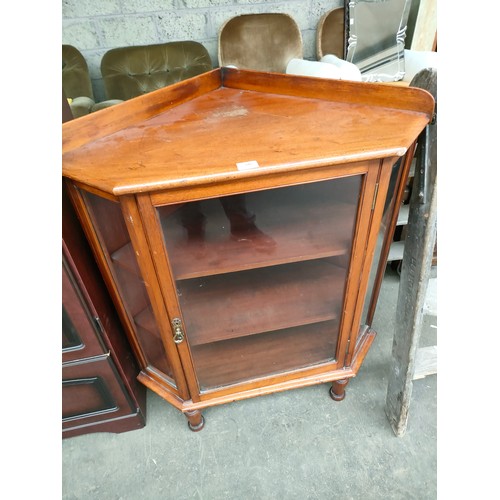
[62,44,94,100]
[100,41,213,101]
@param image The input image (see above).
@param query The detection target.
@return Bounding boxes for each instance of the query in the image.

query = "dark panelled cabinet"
[62,185,147,438]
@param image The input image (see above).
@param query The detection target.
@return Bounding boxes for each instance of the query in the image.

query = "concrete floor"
[62,267,437,499]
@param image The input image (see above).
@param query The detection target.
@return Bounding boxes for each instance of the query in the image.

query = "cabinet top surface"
[62,69,434,196]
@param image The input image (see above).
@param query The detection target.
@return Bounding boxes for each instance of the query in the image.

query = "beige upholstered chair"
[62,45,121,118]
[316,7,345,60]
[217,12,356,81]
[100,41,213,101]
[218,13,303,73]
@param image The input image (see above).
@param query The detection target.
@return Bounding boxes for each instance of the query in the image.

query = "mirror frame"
[344,0,413,82]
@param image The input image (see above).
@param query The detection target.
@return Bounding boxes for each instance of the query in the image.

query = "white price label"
[236,160,260,171]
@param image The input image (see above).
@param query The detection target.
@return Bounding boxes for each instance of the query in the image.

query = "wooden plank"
[423,276,437,316]
[385,68,437,437]
[396,204,410,226]
[388,240,405,261]
[411,0,437,51]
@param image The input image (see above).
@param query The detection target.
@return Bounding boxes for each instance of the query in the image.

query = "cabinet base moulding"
[137,326,376,427]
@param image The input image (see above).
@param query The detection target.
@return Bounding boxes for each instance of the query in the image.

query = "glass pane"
[83,191,175,386]
[158,176,362,391]
[346,0,413,82]
[361,158,403,330]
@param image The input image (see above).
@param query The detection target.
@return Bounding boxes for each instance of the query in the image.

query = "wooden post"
[385,68,437,437]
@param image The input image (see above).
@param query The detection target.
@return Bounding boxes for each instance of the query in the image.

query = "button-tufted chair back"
[100,41,213,101]
[218,13,303,73]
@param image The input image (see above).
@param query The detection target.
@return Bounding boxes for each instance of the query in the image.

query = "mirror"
[345,0,413,82]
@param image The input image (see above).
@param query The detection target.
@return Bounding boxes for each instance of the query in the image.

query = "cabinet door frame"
[342,156,399,366]
[136,159,386,402]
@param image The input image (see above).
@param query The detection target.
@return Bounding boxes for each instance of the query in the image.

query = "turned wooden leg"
[185,410,205,432]
[330,379,349,401]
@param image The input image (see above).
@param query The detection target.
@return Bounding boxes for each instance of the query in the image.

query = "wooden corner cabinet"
[62,68,434,431]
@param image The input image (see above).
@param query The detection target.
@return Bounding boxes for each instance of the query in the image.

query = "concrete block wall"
[62,0,343,101]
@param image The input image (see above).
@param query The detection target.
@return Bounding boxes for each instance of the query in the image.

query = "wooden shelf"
[160,182,358,280]
[178,259,346,346]
[192,320,339,389]
[388,240,405,262]
[112,242,141,277]
[134,306,174,379]
[134,305,157,335]
[396,204,409,226]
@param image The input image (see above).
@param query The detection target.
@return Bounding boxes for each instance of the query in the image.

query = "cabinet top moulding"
[62,68,434,198]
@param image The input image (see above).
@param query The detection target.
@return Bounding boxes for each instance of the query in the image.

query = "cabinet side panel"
[363,142,417,327]
[82,191,178,388]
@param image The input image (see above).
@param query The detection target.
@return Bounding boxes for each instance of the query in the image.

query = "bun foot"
[330,379,349,401]
[185,410,205,432]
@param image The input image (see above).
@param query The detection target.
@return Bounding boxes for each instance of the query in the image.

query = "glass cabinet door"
[158,176,363,391]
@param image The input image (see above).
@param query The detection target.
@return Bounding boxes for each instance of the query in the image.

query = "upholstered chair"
[218,13,303,73]
[63,45,122,118]
[316,7,345,60]
[62,44,97,118]
[217,12,356,81]
[100,41,213,101]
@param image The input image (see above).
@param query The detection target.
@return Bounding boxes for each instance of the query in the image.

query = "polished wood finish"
[62,68,433,198]
[330,378,349,401]
[63,69,434,430]
[185,410,205,432]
